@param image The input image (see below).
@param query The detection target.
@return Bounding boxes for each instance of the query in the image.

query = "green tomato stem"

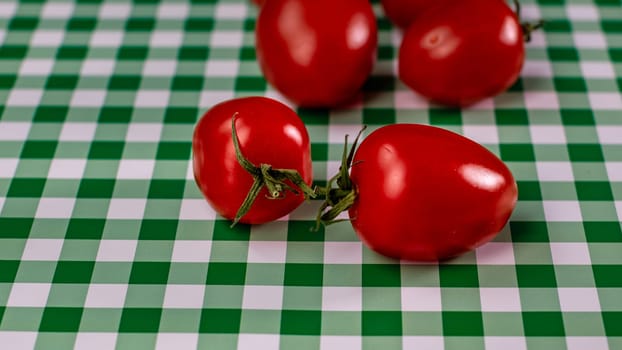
[314,126,367,229]
[230,114,317,226]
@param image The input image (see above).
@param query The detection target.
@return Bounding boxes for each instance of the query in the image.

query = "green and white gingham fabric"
[1,0,621,349]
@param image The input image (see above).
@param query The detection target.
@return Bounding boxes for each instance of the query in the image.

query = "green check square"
[119,308,162,332]
[522,311,565,336]
[593,265,622,287]
[53,261,95,284]
[0,307,44,331]
[361,311,402,336]
[603,312,622,336]
[516,265,557,288]
[281,310,322,335]
[442,311,484,336]
[80,308,122,332]
[583,222,622,242]
[206,262,247,285]
[39,307,83,332]
[0,218,33,238]
[362,264,401,287]
[65,218,106,239]
[0,260,20,283]
[282,286,322,310]
[563,312,606,336]
[139,219,178,240]
[199,308,241,333]
[128,262,170,284]
[284,263,323,286]
[439,265,479,288]
[21,141,57,159]
[34,334,78,350]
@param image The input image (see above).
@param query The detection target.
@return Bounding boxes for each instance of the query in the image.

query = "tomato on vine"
[193,96,314,225]
[318,124,518,261]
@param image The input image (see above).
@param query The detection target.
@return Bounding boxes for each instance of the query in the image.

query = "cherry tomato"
[398,0,525,107]
[380,0,444,29]
[255,0,378,107]
[192,96,313,225]
[321,124,517,261]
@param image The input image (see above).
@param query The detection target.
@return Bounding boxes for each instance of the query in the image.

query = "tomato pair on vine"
[193,97,518,261]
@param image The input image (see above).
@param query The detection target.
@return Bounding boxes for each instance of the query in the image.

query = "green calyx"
[513,0,544,43]
[314,126,367,229]
[231,114,317,226]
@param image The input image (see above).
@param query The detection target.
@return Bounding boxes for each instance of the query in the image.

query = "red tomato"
[380,0,444,29]
[251,0,265,6]
[321,124,517,261]
[255,0,378,107]
[192,96,313,225]
[398,0,525,107]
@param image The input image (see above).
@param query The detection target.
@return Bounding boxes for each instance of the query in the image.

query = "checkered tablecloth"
[0,0,621,349]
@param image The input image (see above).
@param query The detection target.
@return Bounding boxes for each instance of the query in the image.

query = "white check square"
[566,337,609,350]
[179,199,217,220]
[237,334,279,350]
[480,288,522,312]
[21,239,64,261]
[247,241,287,263]
[581,62,615,79]
[320,336,362,350]
[205,60,239,77]
[107,199,147,219]
[476,242,516,265]
[403,337,444,350]
[606,162,622,181]
[150,31,183,48]
[156,333,199,350]
[157,4,189,19]
[41,3,74,18]
[143,60,177,77]
[323,242,363,264]
[530,125,567,144]
[59,122,97,142]
[48,159,87,179]
[126,123,163,142]
[536,162,574,182]
[242,285,284,310]
[74,333,118,350]
[99,4,132,19]
[171,240,212,263]
[543,201,583,222]
[463,125,499,144]
[81,59,116,76]
[6,89,43,107]
[36,198,75,219]
[116,159,155,180]
[322,287,362,311]
[19,59,55,76]
[0,122,31,141]
[135,91,170,108]
[550,243,591,265]
[7,283,52,307]
[0,3,17,18]
[31,30,65,47]
[96,240,138,262]
[597,126,622,145]
[163,285,206,308]
[557,288,601,312]
[484,337,527,350]
[90,31,124,47]
[401,287,442,311]
[0,332,38,350]
[589,93,622,110]
[215,4,247,19]
[573,32,606,49]
[210,31,243,48]
[71,90,107,107]
[85,284,128,308]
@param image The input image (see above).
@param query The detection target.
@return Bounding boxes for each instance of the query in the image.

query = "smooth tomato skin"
[380,0,445,29]
[398,0,525,107]
[192,97,313,224]
[256,0,378,107]
[348,124,518,261]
